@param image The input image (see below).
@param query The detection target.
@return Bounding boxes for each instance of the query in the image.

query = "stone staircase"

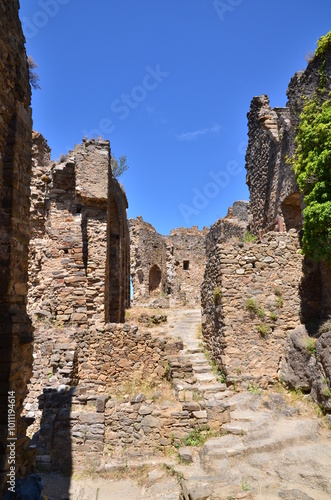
[176,391,331,499]
[167,309,234,431]
[166,310,331,500]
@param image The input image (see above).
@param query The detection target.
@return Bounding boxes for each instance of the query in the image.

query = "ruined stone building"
[0,0,34,492]
[28,135,130,326]
[130,217,209,306]
[201,44,331,406]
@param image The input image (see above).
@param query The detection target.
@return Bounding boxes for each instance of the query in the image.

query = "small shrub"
[28,56,41,90]
[304,50,315,64]
[305,338,317,356]
[245,298,265,319]
[248,384,260,394]
[270,311,278,321]
[213,286,222,305]
[241,482,250,491]
[58,153,68,163]
[274,287,282,297]
[242,231,257,243]
[275,296,284,308]
[318,319,331,336]
[184,429,206,447]
[257,323,271,337]
[322,385,331,398]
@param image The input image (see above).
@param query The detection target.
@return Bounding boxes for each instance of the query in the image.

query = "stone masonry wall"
[129,217,209,306]
[23,319,220,472]
[0,0,34,492]
[245,97,301,235]
[28,136,130,327]
[202,228,303,388]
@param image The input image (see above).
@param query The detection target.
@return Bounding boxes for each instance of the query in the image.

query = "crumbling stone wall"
[129,217,208,306]
[0,0,35,492]
[202,227,303,388]
[23,318,221,472]
[246,47,331,236]
[28,136,130,326]
[245,97,301,235]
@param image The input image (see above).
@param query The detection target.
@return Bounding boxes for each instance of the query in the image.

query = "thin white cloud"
[177,123,221,142]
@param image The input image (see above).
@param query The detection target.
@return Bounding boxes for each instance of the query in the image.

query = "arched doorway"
[281,192,302,231]
[149,265,162,295]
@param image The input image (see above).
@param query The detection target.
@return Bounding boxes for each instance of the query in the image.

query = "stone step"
[192,365,211,374]
[222,422,251,436]
[198,383,227,395]
[194,372,216,383]
[186,348,202,355]
[230,409,259,422]
[200,419,320,464]
[213,390,235,401]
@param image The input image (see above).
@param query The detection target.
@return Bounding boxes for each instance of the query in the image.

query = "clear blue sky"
[20,0,331,235]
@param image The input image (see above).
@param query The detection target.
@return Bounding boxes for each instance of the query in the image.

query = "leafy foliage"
[292,94,331,262]
[111,154,129,178]
[315,30,331,58]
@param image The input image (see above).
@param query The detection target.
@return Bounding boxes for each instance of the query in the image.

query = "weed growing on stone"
[323,385,331,398]
[241,481,251,491]
[245,298,265,319]
[181,427,226,448]
[196,323,202,339]
[270,311,278,321]
[242,231,257,243]
[248,384,260,394]
[275,296,284,308]
[257,323,271,337]
[305,338,317,356]
[213,286,222,305]
[318,319,331,336]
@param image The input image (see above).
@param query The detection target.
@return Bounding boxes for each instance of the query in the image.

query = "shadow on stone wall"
[32,389,72,497]
[299,256,323,329]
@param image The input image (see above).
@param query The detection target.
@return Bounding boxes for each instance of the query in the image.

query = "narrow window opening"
[183,260,189,270]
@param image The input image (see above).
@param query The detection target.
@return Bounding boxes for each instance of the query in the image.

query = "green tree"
[111,154,128,178]
[293,95,331,261]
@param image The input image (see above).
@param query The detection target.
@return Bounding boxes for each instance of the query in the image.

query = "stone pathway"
[41,307,331,499]
[166,309,331,499]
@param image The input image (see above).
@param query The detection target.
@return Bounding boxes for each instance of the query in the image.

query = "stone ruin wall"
[129,217,209,306]
[23,135,138,472]
[0,0,35,491]
[245,96,301,235]
[28,135,130,327]
[202,227,303,388]
[246,46,331,319]
[24,137,222,474]
[202,45,331,407]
